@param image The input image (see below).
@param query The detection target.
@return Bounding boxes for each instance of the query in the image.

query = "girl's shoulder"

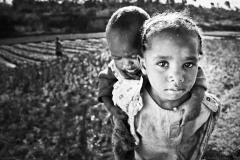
[202,92,221,113]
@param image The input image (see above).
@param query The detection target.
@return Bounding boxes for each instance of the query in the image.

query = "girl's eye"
[158,61,169,67]
[184,63,194,68]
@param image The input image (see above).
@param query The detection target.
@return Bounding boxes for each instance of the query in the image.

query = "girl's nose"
[168,69,184,84]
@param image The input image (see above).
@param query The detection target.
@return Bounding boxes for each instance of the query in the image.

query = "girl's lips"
[165,89,185,94]
[167,89,185,91]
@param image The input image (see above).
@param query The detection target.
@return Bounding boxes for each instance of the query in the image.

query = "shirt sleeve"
[98,66,118,102]
[194,66,207,90]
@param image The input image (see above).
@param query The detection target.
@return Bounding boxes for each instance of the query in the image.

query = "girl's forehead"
[152,31,196,39]
[149,31,199,47]
[145,32,200,58]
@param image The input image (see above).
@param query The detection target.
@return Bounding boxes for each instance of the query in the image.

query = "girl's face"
[107,29,141,74]
[140,32,200,102]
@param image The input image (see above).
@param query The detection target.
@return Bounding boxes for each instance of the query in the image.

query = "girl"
[112,11,221,160]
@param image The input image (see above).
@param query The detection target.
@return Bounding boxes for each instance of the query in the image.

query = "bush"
[13,13,43,32]
[0,14,16,38]
[86,7,98,17]
[0,51,112,159]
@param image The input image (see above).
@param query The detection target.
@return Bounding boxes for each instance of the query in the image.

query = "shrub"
[0,51,112,159]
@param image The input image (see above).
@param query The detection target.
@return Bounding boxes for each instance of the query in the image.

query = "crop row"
[0,38,108,68]
[0,48,40,66]
[14,44,55,56]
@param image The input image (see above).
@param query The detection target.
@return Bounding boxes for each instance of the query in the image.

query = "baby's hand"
[177,100,201,126]
[110,105,128,120]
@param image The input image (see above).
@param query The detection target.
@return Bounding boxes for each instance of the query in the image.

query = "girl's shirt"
[134,88,220,160]
[112,75,220,151]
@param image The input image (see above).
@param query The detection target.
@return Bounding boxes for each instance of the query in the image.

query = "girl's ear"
[137,56,147,75]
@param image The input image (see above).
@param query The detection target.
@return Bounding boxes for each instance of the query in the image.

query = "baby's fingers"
[119,114,128,120]
[116,111,128,120]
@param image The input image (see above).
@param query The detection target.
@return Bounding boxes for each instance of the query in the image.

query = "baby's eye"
[184,63,194,68]
[112,56,121,60]
[157,61,169,67]
[130,54,137,59]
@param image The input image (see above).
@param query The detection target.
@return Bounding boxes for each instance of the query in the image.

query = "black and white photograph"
[0,0,239,159]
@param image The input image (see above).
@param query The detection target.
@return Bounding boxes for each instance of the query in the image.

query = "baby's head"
[106,6,150,74]
[139,11,203,101]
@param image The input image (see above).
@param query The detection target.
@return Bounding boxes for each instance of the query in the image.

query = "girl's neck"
[146,82,191,110]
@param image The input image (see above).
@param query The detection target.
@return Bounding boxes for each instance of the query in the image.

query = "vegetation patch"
[0,38,240,159]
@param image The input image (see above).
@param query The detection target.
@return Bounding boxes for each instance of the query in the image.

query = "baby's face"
[107,29,140,74]
[141,32,200,102]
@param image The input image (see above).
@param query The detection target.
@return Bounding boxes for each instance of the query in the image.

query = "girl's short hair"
[140,10,203,57]
[106,6,150,36]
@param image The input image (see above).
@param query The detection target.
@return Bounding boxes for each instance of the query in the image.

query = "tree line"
[0,0,238,38]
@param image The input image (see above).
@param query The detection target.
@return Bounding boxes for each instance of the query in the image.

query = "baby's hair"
[106,6,150,36]
[140,10,203,57]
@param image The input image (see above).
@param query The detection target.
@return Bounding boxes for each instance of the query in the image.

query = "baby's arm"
[102,96,128,120]
[98,66,127,120]
[179,67,206,126]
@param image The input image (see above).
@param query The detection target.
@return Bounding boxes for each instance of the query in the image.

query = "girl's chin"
[164,91,190,101]
[166,96,183,101]
[165,91,185,98]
